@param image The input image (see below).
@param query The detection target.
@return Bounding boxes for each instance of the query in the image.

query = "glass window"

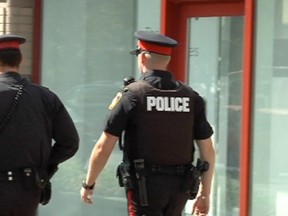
[185,16,243,216]
[251,0,288,215]
[39,0,160,215]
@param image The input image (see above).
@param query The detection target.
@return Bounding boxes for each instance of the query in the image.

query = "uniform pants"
[126,175,189,216]
[0,181,41,216]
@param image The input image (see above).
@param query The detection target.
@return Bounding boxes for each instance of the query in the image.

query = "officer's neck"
[0,65,19,74]
[142,66,167,73]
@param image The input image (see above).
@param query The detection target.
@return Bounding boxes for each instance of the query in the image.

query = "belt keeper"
[23,168,33,177]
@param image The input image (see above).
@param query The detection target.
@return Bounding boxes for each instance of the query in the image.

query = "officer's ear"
[141,52,151,63]
[140,52,146,64]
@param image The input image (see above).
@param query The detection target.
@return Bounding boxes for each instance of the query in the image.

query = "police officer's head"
[130,31,177,73]
[0,34,26,69]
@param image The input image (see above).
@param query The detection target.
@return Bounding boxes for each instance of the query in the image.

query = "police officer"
[80,31,215,216]
[0,35,79,216]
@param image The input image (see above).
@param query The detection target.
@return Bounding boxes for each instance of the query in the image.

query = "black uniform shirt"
[0,72,79,170]
[104,70,213,140]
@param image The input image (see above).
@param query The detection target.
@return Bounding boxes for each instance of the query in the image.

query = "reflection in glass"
[40,1,136,215]
[186,17,243,216]
[40,0,162,215]
[251,0,288,215]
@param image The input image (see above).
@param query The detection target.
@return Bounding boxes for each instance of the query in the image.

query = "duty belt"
[144,164,191,176]
[0,168,34,182]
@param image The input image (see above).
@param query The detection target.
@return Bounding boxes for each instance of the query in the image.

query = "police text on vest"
[146,96,190,112]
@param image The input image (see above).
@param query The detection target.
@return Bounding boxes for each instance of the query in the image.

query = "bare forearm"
[199,148,215,196]
[84,132,118,185]
[85,147,109,185]
[196,138,216,196]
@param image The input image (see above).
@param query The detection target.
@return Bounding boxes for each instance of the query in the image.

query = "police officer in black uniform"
[81,31,215,216]
[0,35,79,216]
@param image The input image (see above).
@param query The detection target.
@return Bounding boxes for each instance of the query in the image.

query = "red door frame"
[33,0,42,84]
[161,0,244,81]
[240,1,255,216]
[160,1,255,216]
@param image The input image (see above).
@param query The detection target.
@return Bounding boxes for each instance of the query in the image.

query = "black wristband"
[82,180,95,190]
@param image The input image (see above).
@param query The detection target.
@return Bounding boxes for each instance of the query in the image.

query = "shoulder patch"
[108,91,123,110]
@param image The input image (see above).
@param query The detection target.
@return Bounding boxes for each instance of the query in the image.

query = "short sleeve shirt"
[104,70,213,139]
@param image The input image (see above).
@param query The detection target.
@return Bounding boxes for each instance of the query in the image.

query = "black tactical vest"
[124,80,195,165]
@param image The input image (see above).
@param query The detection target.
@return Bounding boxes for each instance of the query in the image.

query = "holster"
[134,159,149,206]
[117,160,149,206]
[182,165,200,199]
[116,162,134,190]
[182,159,209,200]
[39,181,52,205]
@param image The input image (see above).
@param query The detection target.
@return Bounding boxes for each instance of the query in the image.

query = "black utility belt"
[0,168,34,182]
[144,164,191,176]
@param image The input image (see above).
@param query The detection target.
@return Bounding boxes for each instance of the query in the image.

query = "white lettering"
[146,96,190,112]
[158,97,165,111]
[182,97,190,112]
[170,97,175,111]
[164,97,171,111]
[147,96,156,111]
[174,97,182,111]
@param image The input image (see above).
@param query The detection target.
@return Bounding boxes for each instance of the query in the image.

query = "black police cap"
[130,31,178,55]
[0,34,26,50]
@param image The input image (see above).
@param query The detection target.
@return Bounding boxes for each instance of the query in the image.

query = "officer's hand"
[191,195,210,216]
[80,187,94,204]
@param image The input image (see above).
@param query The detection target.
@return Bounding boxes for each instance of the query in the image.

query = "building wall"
[0,0,33,79]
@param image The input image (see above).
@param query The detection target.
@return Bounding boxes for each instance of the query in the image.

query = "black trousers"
[126,175,189,216]
[0,181,41,216]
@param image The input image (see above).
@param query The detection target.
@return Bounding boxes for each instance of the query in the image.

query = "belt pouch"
[33,168,52,205]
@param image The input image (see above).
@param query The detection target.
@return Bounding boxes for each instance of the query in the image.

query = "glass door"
[184,16,244,216]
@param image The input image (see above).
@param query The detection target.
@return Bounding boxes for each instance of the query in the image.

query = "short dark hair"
[0,48,22,67]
